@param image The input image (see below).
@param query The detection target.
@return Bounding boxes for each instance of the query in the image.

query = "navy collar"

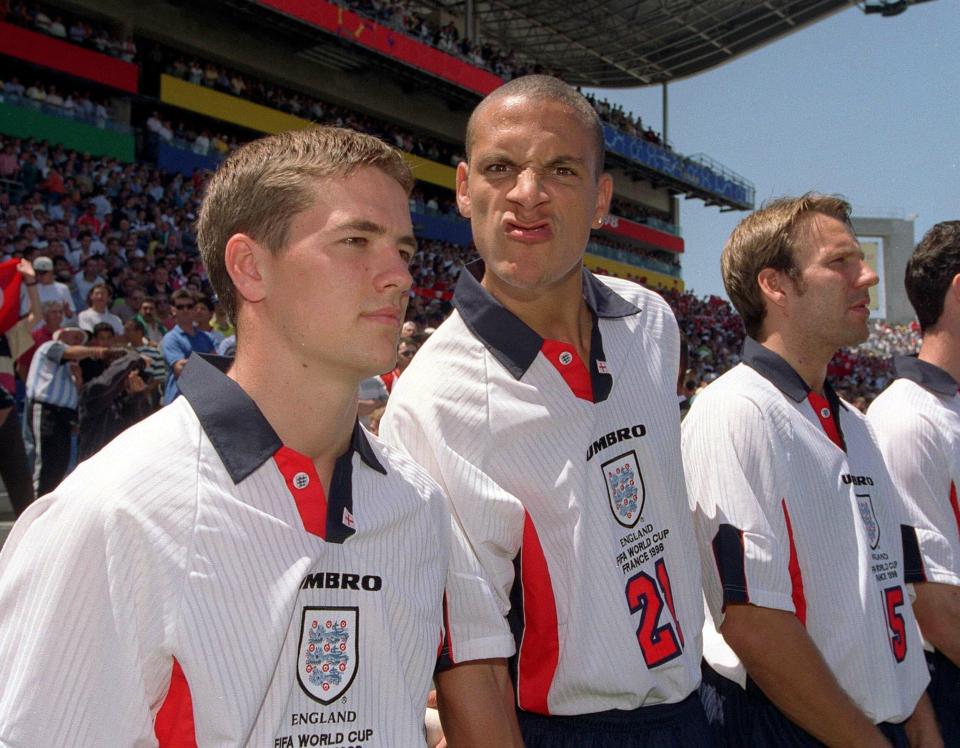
[893,355,958,396]
[179,354,385,484]
[452,260,640,379]
[741,337,846,414]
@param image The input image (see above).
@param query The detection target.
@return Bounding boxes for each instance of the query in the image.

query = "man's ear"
[757,267,788,311]
[455,161,471,219]
[224,233,267,305]
[592,172,613,229]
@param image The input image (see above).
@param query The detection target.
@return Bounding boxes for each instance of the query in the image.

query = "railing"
[603,124,755,209]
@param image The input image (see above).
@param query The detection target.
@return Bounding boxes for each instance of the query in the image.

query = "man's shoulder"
[868,378,948,435]
[79,398,201,486]
[691,364,769,409]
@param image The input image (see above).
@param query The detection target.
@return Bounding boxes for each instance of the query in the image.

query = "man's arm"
[721,604,889,748]
[18,258,42,325]
[910,581,960,666]
[436,659,523,748]
[903,692,943,748]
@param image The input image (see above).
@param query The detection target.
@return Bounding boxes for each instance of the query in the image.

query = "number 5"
[883,586,907,663]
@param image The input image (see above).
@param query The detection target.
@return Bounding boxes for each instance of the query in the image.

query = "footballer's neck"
[918,326,960,387]
[229,331,358,491]
[483,264,593,363]
[757,329,831,397]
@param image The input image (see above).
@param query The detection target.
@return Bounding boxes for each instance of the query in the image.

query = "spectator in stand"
[160,288,213,404]
[133,295,167,344]
[79,321,116,382]
[77,282,123,335]
[146,264,173,297]
[210,301,234,340]
[77,341,151,461]
[120,317,164,412]
[76,201,103,235]
[33,255,75,324]
[400,319,419,338]
[192,295,222,346]
[15,299,62,380]
[0,143,18,179]
[378,336,417,393]
[24,325,116,495]
[72,254,103,309]
[1,258,43,516]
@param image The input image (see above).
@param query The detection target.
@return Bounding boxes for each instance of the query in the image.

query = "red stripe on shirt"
[274,446,328,539]
[541,340,593,402]
[950,481,960,542]
[516,512,560,715]
[155,658,197,747]
[781,500,807,626]
[808,392,843,450]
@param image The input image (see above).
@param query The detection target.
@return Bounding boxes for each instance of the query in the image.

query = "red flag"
[0,259,23,335]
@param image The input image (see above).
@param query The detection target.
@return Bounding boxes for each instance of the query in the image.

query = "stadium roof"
[428,0,850,87]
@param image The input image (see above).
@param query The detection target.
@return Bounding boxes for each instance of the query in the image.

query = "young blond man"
[0,127,473,745]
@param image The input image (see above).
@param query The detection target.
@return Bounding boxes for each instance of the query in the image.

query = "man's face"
[780,213,878,351]
[89,286,109,310]
[193,302,212,328]
[59,329,85,346]
[43,304,63,331]
[123,321,143,345]
[396,340,418,372]
[94,329,114,347]
[139,300,156,321]
[400,320,417,338]
[457,95,612,298]
[255,167,415,379]
[172,296,196,330]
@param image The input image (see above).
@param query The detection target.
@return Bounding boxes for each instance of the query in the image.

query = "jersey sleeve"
[868,402,960,587]
[0,469,190,744]
[682,392,797,626]
[380,397,516,666]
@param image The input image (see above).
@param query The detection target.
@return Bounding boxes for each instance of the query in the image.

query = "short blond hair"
[197,127,414,323]
[721,193,852,338]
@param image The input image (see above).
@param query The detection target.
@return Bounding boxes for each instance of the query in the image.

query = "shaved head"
[465,75,606,179]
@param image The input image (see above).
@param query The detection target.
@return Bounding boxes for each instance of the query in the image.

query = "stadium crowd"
[2,1,138,61]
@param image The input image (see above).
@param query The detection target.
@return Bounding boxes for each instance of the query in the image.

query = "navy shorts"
[699,661,908,748]
[927,649,959,745]
[516,691,714,747]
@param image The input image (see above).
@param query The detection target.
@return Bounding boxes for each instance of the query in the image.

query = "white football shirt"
[683,339,929,724]
[868,356,960,588]
[0,354,462,746]
[381,264,703,716]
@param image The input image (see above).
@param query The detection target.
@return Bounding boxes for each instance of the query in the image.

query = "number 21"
[625,558,685,668]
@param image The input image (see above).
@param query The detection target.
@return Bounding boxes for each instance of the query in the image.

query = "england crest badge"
[297,607,359,704]
[855,493,881,549]
[601,450,645,528]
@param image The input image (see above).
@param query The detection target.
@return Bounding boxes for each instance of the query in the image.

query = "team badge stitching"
[855,492,881,549]
[296,606,359,704]
[601,450,645,528]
